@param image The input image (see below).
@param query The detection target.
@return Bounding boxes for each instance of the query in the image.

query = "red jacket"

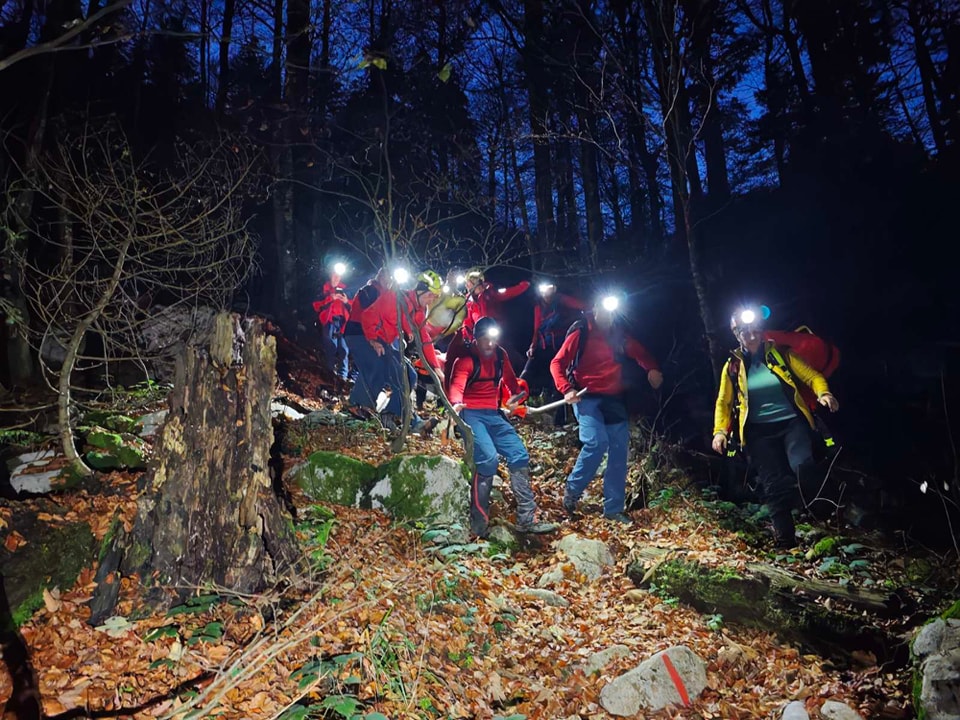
[313,278,350,326]
[462,280,530,340]
[550,317,659,396]
[362,289,440,368]
[449,350,523,409]
[531,293,585,350]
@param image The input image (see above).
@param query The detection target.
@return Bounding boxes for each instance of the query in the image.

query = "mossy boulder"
[371,455,470,525]
[84,426,147,470]
[1,520,95,626]
[290,452,470,527]
[82,411,142,434]
[291,451,379,507]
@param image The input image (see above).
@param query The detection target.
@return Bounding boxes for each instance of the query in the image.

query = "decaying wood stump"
[90,314,302,621]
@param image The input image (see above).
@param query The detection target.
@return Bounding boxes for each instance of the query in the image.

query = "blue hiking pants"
[566,395,630,516]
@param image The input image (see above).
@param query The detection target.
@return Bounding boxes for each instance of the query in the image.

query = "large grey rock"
[521,588,570,608]
[600,645,707,715]
[781,701,810,720]
[913,618,960,720]
[820,701,863,720]
[372,455,470,526]
[556,534,615,580]
[290,452,470,528]
[580,645,631,676]
[290,451,379,508]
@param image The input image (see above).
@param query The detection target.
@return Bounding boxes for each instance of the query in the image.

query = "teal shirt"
[746,351,797,424]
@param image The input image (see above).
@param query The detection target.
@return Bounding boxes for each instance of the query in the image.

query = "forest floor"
[0,331,956,720]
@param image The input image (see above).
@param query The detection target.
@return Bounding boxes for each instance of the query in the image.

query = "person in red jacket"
[343,267,387,415]
[312,267,351,383]
[444,269,530,394]
[449,317,555,538]
[522,280,585,425]
[362,270,444,432]
[550,295,664,523]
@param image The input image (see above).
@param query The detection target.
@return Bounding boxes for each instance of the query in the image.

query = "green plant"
[705,613,724,631]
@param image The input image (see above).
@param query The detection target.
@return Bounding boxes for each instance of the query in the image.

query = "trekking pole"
[522,388,587,416]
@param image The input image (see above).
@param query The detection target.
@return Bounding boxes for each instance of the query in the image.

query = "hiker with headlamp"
[522,281,585,424]
[550,294,663,524]
[362,269,444,434]
[449,316,553,538]
[712,305,840,548]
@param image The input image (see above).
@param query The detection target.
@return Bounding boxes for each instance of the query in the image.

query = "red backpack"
[764,327,840,408]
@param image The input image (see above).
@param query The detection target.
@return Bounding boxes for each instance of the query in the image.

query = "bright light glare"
[442,284,451,294]
[332,262,347,276]
[485,326,501,339]
[393,267,410,285]
[538,283,555,295]
[455,275,465,285]
[740,309,756,325]
[601,295,620,313]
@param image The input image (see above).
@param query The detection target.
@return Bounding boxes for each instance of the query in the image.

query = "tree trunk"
[214,0,236,114]
[907,0,947,155]
[523,0,554,266]
[627,547,903,665]
[120,314,301,596]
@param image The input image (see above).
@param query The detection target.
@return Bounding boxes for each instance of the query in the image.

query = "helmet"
[730,305,769,332]
[474,316,501,340]
[465,269,485,285]
[416,270,443,295]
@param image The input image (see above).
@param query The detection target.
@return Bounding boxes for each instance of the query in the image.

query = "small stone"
[820,700,863,720]
[781,700,810,720]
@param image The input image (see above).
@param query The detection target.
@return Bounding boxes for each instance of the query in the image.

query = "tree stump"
[99,314,301,613]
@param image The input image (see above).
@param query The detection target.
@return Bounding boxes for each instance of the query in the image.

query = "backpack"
[564,317,627,387]
[764,327,840,379]
[466,347,505,388]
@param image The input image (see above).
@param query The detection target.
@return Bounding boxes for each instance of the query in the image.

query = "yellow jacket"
[713,341,830,446]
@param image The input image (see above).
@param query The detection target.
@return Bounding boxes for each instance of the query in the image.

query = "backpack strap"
[466,347,505,388]
[564,318,588,386]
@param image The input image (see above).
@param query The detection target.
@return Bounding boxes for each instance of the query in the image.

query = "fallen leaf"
[43,587,62,613]
[4,531,26,552]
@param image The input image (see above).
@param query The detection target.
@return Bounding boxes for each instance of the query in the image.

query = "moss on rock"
[371,455,470,525]
[2,521,95,626]
[292,451,379,507]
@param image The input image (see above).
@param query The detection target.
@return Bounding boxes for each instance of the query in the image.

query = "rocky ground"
[0,331,955,719]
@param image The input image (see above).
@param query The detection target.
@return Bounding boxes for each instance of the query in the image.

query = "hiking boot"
[562,496,579,519]
[515,521,559,534]
[419,417,439,438]
[603,512,632,525]
[379,412,400,435]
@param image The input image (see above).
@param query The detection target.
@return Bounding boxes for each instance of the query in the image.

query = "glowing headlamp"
[482,325,501,339]
[600,295,620,313]
[332,261,347,276]
[392,267,410,285]
[538,282,556,296]
[455,274,465,286]
[739,309,756,325]
[442,284,451,294]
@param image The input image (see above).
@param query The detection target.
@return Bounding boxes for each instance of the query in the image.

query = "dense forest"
[1,0,959,539]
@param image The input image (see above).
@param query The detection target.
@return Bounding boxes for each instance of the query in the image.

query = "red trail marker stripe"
[660,652,690,706]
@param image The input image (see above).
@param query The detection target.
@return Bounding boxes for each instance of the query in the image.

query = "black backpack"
[564,317,628,387]
[466,347,506,388]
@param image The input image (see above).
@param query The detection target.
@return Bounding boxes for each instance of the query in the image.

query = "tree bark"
[214,0,236,114]
[121,314,301,595]
[907,0,947,155]
[523,0,554,268]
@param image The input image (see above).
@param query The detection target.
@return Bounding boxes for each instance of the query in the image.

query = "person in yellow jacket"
[712,306,839,548]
